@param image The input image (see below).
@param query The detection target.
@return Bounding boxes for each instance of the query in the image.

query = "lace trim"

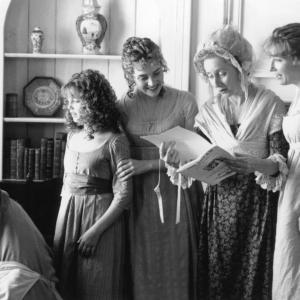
[165,163,195,189]
[254,153,288,192]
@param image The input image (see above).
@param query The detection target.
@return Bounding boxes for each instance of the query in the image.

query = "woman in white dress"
[264,23,300,300]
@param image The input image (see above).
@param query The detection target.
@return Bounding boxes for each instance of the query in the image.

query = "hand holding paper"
[143,126,235,185]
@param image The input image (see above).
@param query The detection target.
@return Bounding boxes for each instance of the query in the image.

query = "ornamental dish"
[24,77,62,116]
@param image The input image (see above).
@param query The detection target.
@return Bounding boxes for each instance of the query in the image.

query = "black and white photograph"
[0,0,300,299]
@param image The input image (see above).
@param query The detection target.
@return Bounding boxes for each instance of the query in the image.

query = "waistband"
[63,173,112,195]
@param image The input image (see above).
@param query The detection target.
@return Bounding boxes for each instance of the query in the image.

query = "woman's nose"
[212,76,222,87]
[147,76,155,86]
[270,60,276,72]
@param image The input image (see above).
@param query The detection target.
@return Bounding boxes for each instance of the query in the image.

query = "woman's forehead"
[203,56,232,70]
[133,60,161,74]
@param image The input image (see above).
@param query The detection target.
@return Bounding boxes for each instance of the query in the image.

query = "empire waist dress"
[53,133,132,300]
[118,86,204,300]
[273,107,300,300]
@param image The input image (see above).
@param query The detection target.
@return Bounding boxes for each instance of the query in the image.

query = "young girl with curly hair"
[53,69,132,300]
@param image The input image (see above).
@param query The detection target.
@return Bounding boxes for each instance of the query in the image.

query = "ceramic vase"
[30,26,44,53]
[76,0,107,54]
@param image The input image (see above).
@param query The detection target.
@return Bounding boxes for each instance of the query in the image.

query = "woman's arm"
[116,158,165,181]
[221,154,279,176]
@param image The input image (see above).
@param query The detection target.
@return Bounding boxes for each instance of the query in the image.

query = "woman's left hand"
[221,153,256,175]
[116,159,147,181]
[77,228,100,257]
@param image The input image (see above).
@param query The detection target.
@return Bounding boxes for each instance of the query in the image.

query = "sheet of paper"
[141,126,214,161]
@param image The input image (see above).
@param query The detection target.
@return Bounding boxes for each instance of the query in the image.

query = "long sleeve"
[255,101,289,192]
[109,134,132,210]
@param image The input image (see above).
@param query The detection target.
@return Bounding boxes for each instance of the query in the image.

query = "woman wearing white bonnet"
[160,25,289,299]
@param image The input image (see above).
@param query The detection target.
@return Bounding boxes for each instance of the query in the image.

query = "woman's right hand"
[116,159,148,181]
[159,141,180,168]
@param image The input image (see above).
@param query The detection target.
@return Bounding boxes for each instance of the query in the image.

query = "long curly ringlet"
[62,69,121,139]
[263,23,300,58]
[121,36,168,97]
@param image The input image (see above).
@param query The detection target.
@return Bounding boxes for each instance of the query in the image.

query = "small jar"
[30,26,44,53]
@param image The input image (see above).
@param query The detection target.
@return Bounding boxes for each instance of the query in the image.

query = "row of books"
[4,132,67,181]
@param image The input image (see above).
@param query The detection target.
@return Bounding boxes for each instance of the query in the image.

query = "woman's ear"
[292,56,300,66]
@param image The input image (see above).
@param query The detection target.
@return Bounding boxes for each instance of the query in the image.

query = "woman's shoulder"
[108,132,130,148]
[164,86,198,113]
[165,86,195,101]
[255,85,284,104]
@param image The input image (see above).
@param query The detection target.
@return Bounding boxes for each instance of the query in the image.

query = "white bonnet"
[194,25,254,95]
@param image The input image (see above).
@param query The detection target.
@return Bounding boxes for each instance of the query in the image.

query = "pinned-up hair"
[121,37,168,97]
[193,25,254,99]
[264,23,300,58]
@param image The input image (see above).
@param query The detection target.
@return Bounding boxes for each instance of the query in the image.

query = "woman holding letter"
[160,26,289,299]
[117,37,203,300]
[264,23,300,299]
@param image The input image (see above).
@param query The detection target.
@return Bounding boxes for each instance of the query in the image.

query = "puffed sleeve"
[255,99,289,192]
[181,91,199,130]
[108,134,132,210]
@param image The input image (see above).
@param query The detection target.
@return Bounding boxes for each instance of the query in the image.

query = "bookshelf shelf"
[4,117,65,123]
[4,53,121,60]
[1,178,55,183]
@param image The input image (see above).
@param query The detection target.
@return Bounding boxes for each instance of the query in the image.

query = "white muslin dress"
[273,99,300,300]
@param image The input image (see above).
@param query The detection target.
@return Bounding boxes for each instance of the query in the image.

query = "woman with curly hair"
[117,37,203,300]
[53,69,132,300]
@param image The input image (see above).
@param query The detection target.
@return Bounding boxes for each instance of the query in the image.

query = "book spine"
[40,138,47,179]
[4,139,10,178]
[46,138,54,179]
[10,139,17,179]
[16,138,25,179]
[23,148,29,179]
[27,148,35,180]
[53,138,62,178]
[34,148,41,180]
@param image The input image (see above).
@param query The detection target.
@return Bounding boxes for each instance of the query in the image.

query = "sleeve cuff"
[254,153,288,192]
[165,163,195,189]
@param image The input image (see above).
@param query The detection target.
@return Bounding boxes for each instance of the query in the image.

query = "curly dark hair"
[264,23,300,58]
[62,69,121,138]
[121,37,168,97]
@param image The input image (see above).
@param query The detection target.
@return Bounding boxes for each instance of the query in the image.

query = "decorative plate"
[24,77,62,116]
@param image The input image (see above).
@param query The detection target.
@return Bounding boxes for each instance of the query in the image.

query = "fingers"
[159,141,176,160]
[77,240,96,257]
[213,162,236,178]
[116,160,134,179]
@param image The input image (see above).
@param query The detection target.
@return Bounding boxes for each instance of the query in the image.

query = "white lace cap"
[193,25,254,98]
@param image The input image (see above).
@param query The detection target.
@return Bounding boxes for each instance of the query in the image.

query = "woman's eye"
[219,72,226,77]
[138,76,148,81]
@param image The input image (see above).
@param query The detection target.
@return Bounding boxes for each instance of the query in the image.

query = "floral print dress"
[194,87,288,300]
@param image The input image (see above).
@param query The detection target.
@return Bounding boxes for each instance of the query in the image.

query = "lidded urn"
[76,0,107,54]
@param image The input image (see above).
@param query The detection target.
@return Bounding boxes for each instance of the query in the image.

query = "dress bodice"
[64,142,112,179]
[118,86,198,138]
[283,112,300,145]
